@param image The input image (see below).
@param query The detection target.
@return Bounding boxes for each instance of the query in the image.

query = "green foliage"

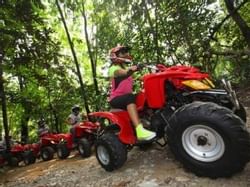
[1,0,249,141]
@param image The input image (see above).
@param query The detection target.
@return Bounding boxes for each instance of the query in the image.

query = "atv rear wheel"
[57,143,70,159]
[41,146,54,161]
[23,151,36,165]
[78,138,91,158]
[95,134,127,171]
[166,102,250,178]
[8,156,19,167]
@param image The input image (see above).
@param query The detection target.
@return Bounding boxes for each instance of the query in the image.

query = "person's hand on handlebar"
[129,65,138,72]
[126,65,138,76]
[136,64,144,71]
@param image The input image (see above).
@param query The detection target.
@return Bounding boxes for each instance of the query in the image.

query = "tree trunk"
[142,0,160,63]
[51,108,59,133]
[210,0,248,40]
[18,76,30,143]
[49,100,59,133]
[0,51,11,150]
[81,1,99,100]
[48,89,59,133]
[20,114,29,143]
[56,0,90,114]
[224,0,250,48]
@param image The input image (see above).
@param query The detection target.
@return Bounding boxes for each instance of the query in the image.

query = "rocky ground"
[1,90,250,187]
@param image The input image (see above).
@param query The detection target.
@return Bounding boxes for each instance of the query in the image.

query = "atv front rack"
[221,79,240,111]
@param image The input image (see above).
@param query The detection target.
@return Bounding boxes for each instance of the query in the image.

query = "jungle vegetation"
[0,0,249,145]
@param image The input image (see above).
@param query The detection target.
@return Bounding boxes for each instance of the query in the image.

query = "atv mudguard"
[89,111,136,144]
[75,121,99,137]
[57,133,73,149]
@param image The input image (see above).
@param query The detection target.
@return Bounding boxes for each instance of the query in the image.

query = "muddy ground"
[1,90,250,187]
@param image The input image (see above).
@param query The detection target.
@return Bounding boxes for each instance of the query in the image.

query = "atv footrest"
[155,139,167,147]
[134,137,157,145]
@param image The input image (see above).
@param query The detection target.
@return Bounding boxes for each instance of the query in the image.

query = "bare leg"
[127,103,140,127]
[127,103,156,141]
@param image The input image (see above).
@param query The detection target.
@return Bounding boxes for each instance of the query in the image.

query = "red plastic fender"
[23,143,40,157]
[89,111,136,144]
[56,133,73,149]
[75,121,99,137]
[11,144,25,153]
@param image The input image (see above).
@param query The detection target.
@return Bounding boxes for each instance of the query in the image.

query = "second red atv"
[38,132,72,161]
[56,120,100,159]
[90,63,250,178]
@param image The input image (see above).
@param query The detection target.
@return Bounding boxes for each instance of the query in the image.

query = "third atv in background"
[0,140,38,167]
[90,63,250,178]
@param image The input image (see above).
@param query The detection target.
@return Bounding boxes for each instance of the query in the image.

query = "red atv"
[22,143,40,164]
[56,121,100,159]
[0,141,38,167]
[38,132,72,161]
[90,64,250,178]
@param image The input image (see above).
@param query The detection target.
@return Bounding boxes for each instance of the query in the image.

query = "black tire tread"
[78,138,91,158]
[41,146,54,161]
[57,143,70,159]
[166,101,250,178]
[23,151,36,165]
[95,134,127,171]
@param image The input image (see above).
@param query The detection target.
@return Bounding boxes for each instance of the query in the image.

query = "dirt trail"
[1,143,250,187]
[1,106,250,187]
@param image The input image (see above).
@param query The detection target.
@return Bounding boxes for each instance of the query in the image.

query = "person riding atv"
[108,45,156,141]
[90,46,250,178]
[37,118,49,137]
[67,105,86,143]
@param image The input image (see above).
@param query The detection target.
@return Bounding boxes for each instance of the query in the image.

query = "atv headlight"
[182,80,211,90]
[51,140,56,144]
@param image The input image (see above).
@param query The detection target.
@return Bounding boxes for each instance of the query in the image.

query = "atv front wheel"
[57,143,70,159]
[166,101,250,178]
[23,151,36,165]
[78,138,91,158]
[222,101,247,123]
[95,134,127,171]
[41,146,54,161]
[232,102,247,122]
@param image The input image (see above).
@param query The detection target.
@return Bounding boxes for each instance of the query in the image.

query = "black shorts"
[109,93,136,110]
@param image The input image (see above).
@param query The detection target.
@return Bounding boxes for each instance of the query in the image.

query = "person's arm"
[81,113,87,121]
[67,116,74,125]
[113,65,137,77]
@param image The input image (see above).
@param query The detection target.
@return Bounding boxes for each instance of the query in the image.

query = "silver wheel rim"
[79,145,84,155]
[97,145,110,165]
[182,125,225,162]
[58,149,62,157]
[43,152,48,159]
[24,158,29,165]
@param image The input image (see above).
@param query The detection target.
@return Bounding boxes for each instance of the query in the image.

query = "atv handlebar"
[135,63,167,72]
